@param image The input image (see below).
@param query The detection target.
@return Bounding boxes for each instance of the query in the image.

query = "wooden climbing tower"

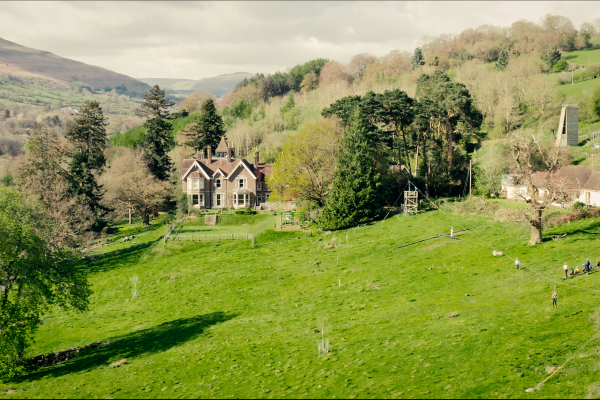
[404,182,418,215]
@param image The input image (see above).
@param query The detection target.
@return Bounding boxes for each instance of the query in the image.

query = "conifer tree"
[496,49,509,70]
[280,93,296,114]
[412,47,423,70]
[317,108,385,230]
[142,85,175,181]
[66,100,108,222]
[186,98,225,153]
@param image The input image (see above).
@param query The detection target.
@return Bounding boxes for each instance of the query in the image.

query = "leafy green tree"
[317,108,385,230]
[592,88,600,120]
[0,188,91,378]
[65,100,109,223]
[543,45,561,69]
[186,98,225,153]
[550,59,568,72]
[142,85,175,181]
[412,47,424,70]
[496,49,509,70]
[280,93,296,115]
[300,71,319,92]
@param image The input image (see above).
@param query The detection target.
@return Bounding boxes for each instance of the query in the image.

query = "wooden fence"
[167,233,254,242]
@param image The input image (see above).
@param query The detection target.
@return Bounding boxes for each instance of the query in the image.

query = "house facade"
[579,171,600,206]
[502,165,593,207]
[181,137,272,209]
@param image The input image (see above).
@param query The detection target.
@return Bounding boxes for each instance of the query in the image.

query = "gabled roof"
[583,171,600,191]
[216,137,229,153]
[554,165,592,189]
[181,160,212,180]
[229,159,257,179]
[212,168,228,178]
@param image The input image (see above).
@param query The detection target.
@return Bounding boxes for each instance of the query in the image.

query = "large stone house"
[181,137,272,209]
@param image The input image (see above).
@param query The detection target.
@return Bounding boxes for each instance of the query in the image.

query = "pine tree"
[280,93,296,114]
[185,98,225,153]
[65,100,109,222]
[317,108,385,230]
[142,85,175,181]
[496,49,509,70]
[412,47,423,70]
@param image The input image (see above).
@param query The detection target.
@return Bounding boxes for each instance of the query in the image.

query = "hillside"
[0,37,150,97]
[157,72,253,98]
[2,209,600,398]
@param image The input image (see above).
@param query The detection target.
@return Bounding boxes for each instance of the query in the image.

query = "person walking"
[563,262,569,279]
[552,291,558,309]
[584,258,592,274]
[515,258,520,271]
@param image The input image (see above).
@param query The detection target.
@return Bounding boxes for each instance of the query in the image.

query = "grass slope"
[2,211,600,398]
[564,48,600,67]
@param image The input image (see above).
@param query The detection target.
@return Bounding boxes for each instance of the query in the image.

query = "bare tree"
[347,53,376,81]
[508,131,571,244]
[102,150,172,226]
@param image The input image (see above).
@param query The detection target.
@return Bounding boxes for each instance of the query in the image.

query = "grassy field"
[564,49,600,67]
[555,77,600,97]
[2,209,600,398]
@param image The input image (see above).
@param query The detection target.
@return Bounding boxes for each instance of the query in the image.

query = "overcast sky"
[1,1,600,80]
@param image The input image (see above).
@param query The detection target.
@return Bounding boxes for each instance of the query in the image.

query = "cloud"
[1,1,599,79]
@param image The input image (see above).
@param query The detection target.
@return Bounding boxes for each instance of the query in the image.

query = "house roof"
[229,159,258,179]
[212,168,227,178]
[554,165,592,189]
[181,160,212,180]
[583,171,600,191]
[216,137,229,152]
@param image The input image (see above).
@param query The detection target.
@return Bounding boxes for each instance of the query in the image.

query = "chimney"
[197,151,204,161]
[254,151,259,168]
[207,147,212,160]
[227,147,232,163]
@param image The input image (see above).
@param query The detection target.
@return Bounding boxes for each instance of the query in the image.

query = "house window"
[216,179,221,189]
[192,194,199,205]
[237,178,245,189]
[199,194,204,206]
[258,194,262,203]
[216,194,222,207]
[257,183,262,190]
[192,179,199,190]
[236,193,245,205]
[187,179,192,190]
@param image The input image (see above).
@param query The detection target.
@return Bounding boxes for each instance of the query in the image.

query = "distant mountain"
[137,78,194,88]
[0,37,150,97]
[140,72,254,98]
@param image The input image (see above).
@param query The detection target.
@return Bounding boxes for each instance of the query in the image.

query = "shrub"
[572,201,587,212]
[551,59,568,73]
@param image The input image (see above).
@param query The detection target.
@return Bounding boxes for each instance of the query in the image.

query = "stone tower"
[556,105,579,147]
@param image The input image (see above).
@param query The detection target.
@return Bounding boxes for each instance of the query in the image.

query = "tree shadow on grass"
[86,238,162,274]
[15,312,236,383]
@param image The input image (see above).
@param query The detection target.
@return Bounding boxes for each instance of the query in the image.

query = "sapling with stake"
[130,274,140,299]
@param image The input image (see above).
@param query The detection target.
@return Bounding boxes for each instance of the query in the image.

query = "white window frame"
[237,178,245,189]
[257,183,262,190]
[192,194,199,205]
[257,194,262,203]
[216,194,222,207]
[192,179,199,190]
[187,179,192,191]
[199,194,204,206]
[216,178,222,189]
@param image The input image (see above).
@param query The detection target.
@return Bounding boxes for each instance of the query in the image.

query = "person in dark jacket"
[584,258,592,274]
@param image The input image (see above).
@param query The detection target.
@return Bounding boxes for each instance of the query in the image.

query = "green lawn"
[564,48,600,67]
[555,77,600,97]
[2,210,600,398]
